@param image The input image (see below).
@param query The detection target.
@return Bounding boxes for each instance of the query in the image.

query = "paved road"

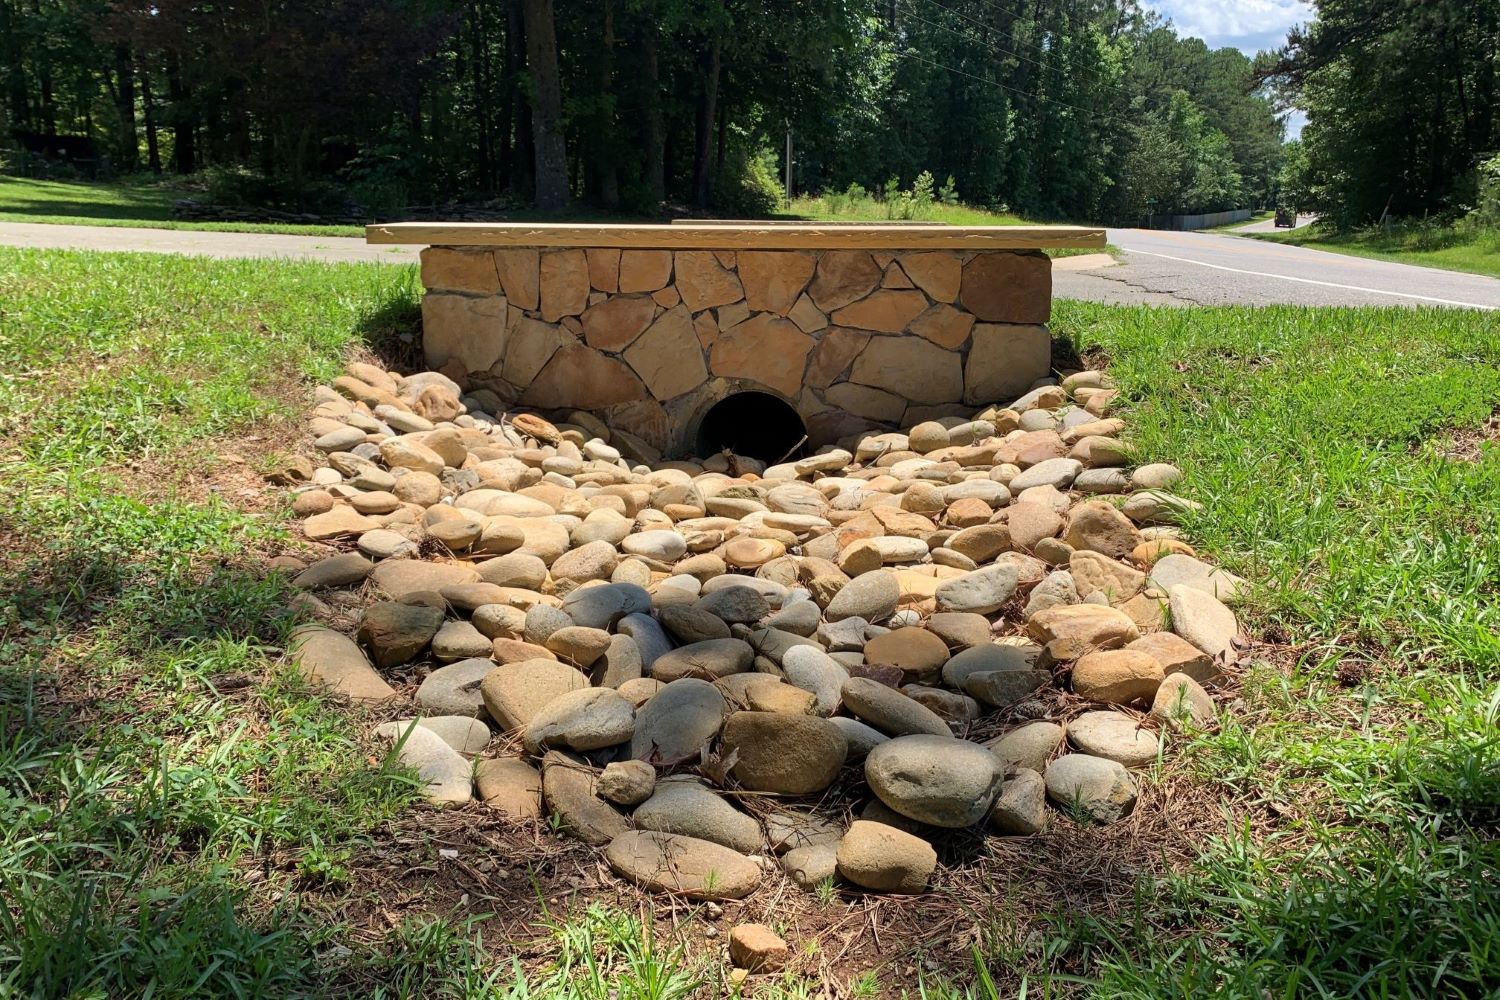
[0,220,420,264]
[4,218,1498,310]
[1055,228,1500,309]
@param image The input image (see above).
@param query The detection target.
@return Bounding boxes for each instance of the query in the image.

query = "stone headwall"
[419,245,1053,455]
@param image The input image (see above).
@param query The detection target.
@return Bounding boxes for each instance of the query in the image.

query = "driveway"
[1055,228,1500,309]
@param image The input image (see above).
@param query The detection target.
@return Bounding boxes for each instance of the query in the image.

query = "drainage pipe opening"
[694,391,807,464]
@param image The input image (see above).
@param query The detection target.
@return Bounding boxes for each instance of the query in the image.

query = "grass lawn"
[0,174,368,237]
[1253,224,1500,280]
[2,247,1498,997]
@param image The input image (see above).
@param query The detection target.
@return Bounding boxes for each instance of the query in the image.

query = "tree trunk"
[691,31,722,208]
[470,2,493,191]
[641,20,665,209]
[140,63,161,173]
[30,0,54,133]
[1,0,29,128]
[522,0,569,209]
[504,0,530,196]
[165,51,195,173]
[593,0,619,208]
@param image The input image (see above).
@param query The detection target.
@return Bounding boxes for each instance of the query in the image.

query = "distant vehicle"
[1274,208,1297,228]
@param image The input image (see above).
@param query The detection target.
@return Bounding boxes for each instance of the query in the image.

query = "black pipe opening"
[694,391,807,464]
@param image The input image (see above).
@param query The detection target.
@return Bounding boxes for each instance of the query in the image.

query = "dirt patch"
[1429,408,1500,462]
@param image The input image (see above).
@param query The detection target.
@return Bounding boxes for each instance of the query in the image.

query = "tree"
[523,0,568,209]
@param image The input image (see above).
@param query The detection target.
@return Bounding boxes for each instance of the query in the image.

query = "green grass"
[0,174,367,236]
[1253,222,1500,280]
[1050,300,1500,997]
[785,194,1030,227]
[782,194,1106,259]
[4,246,1499,996]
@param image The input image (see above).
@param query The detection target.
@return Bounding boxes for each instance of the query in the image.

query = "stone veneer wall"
[419,245,1053,456]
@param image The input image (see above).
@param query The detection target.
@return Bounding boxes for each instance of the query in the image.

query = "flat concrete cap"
[366,221,1105,251]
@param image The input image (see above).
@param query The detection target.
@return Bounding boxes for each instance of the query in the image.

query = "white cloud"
[1149,0,1313,55]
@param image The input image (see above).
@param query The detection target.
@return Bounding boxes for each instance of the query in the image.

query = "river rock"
[358,601,445,668]
[523,687,636,753]
[836,820,936,894]
[481,660,590,730]
[934,564,1019,615]
[374,721,472,804]
[631,777,762,852]
[561,582,652,629]
[1168,585,1240,658]
[631,678,727,763]
[986,721,1064,772]
[1067,710,1160,767]
[605,830,760,900]
[720,712,848,794]
[290,625,395,701]
[865,734,1004,827]
[652,638,754,682]
[1044,754,1137,824]
[988,768,1046,836]
[841,677,951,737]
[475,757,543,817]
[541,751,629,845]
[825,570,900,622]
[597,759,656,806]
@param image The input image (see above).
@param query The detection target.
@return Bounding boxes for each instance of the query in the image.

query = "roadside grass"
[1253,222,1500,280]
[782,195,1103,259]
[1052,301,1500,997]
[4,245,1500,996]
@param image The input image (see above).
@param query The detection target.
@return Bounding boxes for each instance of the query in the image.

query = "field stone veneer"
[419,245,1054,455]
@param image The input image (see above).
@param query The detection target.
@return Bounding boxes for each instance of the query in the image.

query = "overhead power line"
[905,0,1115,87]
[890,27,1130,128]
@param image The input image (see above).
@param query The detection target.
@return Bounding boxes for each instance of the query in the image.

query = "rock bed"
[275,361,1245,901]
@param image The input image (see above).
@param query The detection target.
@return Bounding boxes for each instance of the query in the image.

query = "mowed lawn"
[0,174,368,237]
[1254,223,1500,280]
[1,246,1498,997]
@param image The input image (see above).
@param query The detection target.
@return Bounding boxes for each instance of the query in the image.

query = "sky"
[1148,0,1314,138]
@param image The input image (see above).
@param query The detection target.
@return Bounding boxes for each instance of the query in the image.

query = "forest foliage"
[1267,0,1500,227]
[0,0,1293,222]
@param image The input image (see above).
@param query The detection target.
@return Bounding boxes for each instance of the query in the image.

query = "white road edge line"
[1122,248,1499,310]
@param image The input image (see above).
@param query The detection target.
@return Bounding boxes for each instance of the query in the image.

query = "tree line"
[1,0,1288,222]
[1268,0,1500,227]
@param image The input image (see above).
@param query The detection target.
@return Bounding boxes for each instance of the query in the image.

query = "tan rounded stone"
[724,536,785,569]
[1071,649,1164,705]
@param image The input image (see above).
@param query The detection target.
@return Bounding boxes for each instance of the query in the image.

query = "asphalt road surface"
[4,219,1498,310]
[1055,228,1500,309]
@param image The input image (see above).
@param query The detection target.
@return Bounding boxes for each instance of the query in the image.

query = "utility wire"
[906,0,1116,87]
[890,19,1130,128]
